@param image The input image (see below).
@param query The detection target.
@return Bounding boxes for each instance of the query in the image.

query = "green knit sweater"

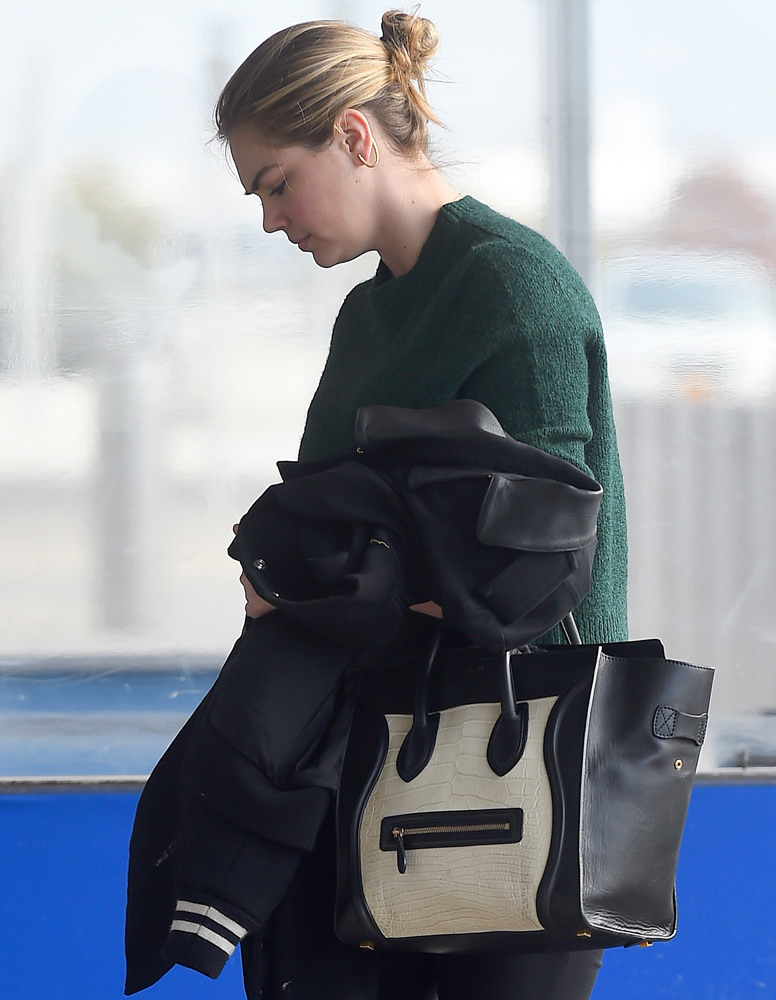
[298,196,627,643]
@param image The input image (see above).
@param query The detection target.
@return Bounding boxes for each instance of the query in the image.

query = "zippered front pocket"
[379,808,524,874]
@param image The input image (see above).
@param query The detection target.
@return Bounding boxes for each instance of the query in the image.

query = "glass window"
[2,0,775,775]
[591,0,776,768]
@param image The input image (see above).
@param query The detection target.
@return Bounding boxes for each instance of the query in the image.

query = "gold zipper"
[391,821,511,873]
[392,822,509,838]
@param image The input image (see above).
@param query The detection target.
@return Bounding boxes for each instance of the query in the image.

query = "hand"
[233,522,276,619]
[240,572,277,619]
[409,601,444,619]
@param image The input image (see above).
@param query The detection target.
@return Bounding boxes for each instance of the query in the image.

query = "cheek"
[312,175,356,231]
[294,191,327,229]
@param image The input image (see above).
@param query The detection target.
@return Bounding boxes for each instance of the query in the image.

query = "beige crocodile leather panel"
[359,697,557,938]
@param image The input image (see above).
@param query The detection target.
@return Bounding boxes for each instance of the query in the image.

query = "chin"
[312,245,360,269]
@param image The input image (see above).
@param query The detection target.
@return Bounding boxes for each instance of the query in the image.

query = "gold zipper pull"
[392,827,407,874]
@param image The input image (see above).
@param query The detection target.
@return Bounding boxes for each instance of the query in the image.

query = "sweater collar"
[367,196,476,312]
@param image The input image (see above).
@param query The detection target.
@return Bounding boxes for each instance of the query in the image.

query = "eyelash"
[270,179,287,197]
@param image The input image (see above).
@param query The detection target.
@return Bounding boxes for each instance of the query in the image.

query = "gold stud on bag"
[334,618,714,954]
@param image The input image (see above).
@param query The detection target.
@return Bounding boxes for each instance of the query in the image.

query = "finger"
[410,601,444,619]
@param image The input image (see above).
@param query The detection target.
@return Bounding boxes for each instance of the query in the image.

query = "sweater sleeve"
[456,244,600,477]
[455,239,627,645]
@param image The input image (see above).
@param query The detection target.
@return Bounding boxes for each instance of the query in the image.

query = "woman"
[215,10,627,1000]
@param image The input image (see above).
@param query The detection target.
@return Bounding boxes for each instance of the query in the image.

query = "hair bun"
[380,9,440,81]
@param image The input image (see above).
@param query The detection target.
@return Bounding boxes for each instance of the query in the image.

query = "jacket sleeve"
[228,466,417,648]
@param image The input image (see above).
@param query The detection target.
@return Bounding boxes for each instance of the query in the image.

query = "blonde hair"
[214,10,442,157]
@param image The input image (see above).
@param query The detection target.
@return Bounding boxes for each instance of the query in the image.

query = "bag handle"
[487,612,579,773]
[396,613,581,782]
[560,612,582,645]
[396,627,443,783]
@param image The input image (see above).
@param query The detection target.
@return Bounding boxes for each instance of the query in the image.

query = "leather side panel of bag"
[579,654,714,940]
[358,698,557,941]
[335,696,389,946]
[535,675,595,934]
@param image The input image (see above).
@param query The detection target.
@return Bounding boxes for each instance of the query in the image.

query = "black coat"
[125,400,602,994]
[229,398,603,655]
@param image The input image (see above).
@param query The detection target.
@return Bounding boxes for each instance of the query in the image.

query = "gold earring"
[357,140,380,168]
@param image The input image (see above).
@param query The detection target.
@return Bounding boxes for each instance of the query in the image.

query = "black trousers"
[241,808,603,1000]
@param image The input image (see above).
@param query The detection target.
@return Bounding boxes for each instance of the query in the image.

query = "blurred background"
[2,0,776,777]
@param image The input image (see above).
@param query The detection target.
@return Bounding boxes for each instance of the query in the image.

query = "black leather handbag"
[335,620,713,954]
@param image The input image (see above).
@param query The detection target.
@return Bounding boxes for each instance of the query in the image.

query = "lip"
[296,235,312,252]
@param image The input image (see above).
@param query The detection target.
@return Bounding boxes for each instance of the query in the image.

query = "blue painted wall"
[0,792,243,1000]
[0,784,774,999]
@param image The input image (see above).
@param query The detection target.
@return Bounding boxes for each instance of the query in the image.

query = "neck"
[372,157,461,277]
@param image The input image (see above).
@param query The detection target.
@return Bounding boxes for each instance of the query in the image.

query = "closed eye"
[270,179,287,197]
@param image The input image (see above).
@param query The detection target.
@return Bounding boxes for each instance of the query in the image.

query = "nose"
[261,199,287,235]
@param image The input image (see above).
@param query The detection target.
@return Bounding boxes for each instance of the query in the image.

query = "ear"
[337,108,376,166]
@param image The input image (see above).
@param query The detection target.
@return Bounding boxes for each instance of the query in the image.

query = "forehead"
[228,126,281,191]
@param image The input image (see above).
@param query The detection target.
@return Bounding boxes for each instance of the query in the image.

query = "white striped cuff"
[170,900,250,958]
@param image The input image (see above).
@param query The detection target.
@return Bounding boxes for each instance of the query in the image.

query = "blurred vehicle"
[704,711,776,770]
[598,251,776,401]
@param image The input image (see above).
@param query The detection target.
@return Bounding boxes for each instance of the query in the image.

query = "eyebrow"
[244,164,275,196]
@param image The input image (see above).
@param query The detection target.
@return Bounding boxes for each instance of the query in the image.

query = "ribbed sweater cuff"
[160,897,255,979]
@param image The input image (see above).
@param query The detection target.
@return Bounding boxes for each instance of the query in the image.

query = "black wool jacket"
[230,399,603,656]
